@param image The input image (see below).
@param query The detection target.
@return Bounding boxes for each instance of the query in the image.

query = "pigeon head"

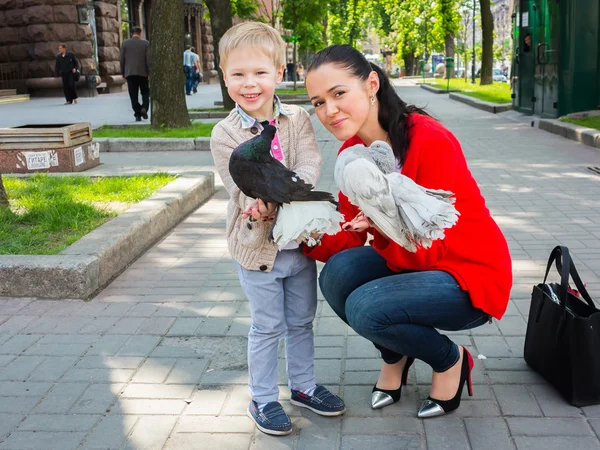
[366,140,396,174]
[260,121,277,142]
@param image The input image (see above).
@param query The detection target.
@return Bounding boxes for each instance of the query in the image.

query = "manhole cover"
[586,166,600,176]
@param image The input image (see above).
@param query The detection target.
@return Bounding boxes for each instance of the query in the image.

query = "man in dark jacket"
[55,44,79,105]
[120,27,150,121]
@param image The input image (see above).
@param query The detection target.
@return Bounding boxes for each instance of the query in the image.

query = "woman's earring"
[370,96,376,105]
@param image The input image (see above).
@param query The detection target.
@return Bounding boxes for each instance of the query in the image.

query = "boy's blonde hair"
[219,21,285,70]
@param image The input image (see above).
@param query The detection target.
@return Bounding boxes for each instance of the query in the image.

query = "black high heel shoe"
[371,357,415,410]
[417,347,474,418]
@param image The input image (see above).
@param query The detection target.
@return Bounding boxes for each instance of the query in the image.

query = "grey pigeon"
[334,140,459,252]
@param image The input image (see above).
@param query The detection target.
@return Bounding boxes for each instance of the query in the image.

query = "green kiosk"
[512,0,600,118]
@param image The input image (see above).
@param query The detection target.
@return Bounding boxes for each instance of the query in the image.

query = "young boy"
[210,22,345,436]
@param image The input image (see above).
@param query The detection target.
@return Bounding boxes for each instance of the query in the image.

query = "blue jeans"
[319,246,489,372]
[184,65,194,94]
[236,248,317,404]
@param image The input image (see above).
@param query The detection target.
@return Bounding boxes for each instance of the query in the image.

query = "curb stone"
[538,119,600,150]
[449,92,512,114]
[96,138,210,152]
[0,172,215,299]
[420,83,459,94]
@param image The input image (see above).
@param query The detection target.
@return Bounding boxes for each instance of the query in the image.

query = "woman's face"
[306,63,377,141]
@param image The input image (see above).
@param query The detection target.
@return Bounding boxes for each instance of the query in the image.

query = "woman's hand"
[342,211,370,232]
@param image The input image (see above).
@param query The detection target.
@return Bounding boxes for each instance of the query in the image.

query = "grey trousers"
[236,248,317,404]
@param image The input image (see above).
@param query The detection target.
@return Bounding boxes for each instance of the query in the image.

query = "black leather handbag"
[524,246,600,406]
[73,69,81,82]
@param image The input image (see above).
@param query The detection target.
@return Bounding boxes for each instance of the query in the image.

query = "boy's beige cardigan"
[210,104,323,272]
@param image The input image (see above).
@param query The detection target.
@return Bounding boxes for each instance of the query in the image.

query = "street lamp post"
[471,0,476,84]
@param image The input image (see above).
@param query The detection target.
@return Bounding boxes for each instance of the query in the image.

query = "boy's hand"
[342,211,370,232]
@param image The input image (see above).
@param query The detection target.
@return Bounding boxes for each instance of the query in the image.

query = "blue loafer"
[247,400,293,435]
[290,385,346,416]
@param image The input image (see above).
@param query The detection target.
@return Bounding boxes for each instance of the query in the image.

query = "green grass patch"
[424,79,512,104]
[561,116,600,131]
[0,173,176,255]
[188,107,230,112]
[276,88,307,95]
[93,122,215,138]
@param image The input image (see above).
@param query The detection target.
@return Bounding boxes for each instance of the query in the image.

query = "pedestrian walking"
[183,45,197,95]
[190,47,202,93]
[120,26,150,122]
[286,59,295,81]
[304,44,512,418]
[55,44,79,105]
[296,62,305,81]
[210,21,346,437]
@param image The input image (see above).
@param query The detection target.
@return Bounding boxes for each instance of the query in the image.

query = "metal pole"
[471,0,476,84]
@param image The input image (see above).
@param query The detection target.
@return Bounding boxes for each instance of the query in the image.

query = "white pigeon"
[334,141,459,252]
[271,201,343,248]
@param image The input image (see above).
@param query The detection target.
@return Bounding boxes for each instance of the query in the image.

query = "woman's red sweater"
[305,114,512,320]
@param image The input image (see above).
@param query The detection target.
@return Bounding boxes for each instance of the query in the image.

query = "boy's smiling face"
[223,47,284,120]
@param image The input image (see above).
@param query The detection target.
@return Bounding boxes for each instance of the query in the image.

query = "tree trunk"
[322,14,328,46]
[404,53,416,76]
[206,0,235,110]
[444,32,455,77]
[479,0,494,85]
[149,0,190,128]
[0,175,9,208]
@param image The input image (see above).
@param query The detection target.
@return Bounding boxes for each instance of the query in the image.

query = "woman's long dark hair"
[307,44,430,165]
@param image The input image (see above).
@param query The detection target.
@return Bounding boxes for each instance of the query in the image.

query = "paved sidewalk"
[1,86,600,449]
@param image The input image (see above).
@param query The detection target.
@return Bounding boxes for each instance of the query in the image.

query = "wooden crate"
[0,123,92,150]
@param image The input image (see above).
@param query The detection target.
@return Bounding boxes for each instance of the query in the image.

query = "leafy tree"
[0,175,8,208]
[205,0,235,109]
[150,0,190,128]
[436,0,461,76]
[256,0,283,27]
[231,0,258,18]
[479,0,493,84]
[327,0,370,47]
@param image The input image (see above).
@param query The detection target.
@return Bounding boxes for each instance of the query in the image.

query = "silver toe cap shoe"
[371,391,395,410]
[417,399,446,418]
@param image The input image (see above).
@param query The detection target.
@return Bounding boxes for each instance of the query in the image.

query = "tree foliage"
[205,0,235,109]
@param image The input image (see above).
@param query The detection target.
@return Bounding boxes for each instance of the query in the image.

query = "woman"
[55,43,79,105]
[303,45,512,418]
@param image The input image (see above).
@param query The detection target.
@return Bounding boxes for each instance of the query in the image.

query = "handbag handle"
[543,246,595,310]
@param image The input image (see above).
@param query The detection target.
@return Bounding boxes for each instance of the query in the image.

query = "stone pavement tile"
[296,415,341,450]
[167,317,204,336]
[152,302,186,317]
[175,415,254,433]
[512,436,600,450]
[28,356,78,382]
[341,385,385,418]
[107,317,146,334]
[226,317,252,336]
[32,382,88,414]
[24,343,92,357]
[316,317,349,336]
[0,355,15,368]
[17,301,55,317]
[20,316,68,334]
[207,302,242,317]
[0,316,38,334]
[121,383,195,399]
[201,370,248,385]
[96,303,135,316]
[341,434,423,450]
[17,414,101,432]
[195,317,232,335]
[116,335,161,356]
[61,368,134,383]
[450,399,502,417]
[470,321,502,335]
[345,358,381,372]
[0,334,11,347]
[164,358,209,384]
[590,420,600,439]
[37,335,98,345]
[70,383,124,414]
[345,336,378,359]
[0,335,41,355]
[76,356,144,370]
[482,357,530,372]
[123,416,177,450]
[150,344,200,358]
[82,415,138,450]
[504,336,525,358]
[342,417,422,435]
[184,389,228,415]
[344,371,377,385]
[126,303,160,317]
[464,418,514,450]
[0,413,24,439]
[180,302,213,317]
[423,417,469,450]
[314,359,342,385]
[506,417,593,436]
[529,384,584,417]
[488,370,546,384]
[0,299,33,315]
[221,385,249,416]
[164,433,252,450]
[0,431,86,450]
[472,336,513,358]
[0,356,45,381]
[0,381,52,397]
[137,317,175,335]
[0,396,43,414]
[493,385,543,416]
[584,405,600,418]
[85,335,129,356]
[78,316,121,334]
[249,428,301,449]
[131,358,176,383]
[113,399,186,415]
[497,315,527,336]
